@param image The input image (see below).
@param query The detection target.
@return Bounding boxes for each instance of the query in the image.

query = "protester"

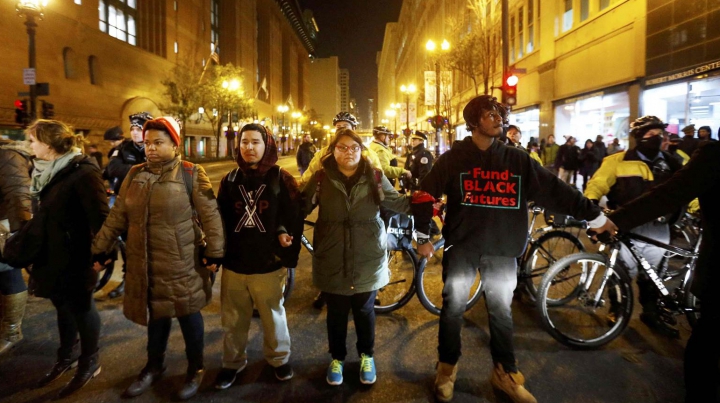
[296,133,316,175]
[214,124,301,389]
[579,139,600,191]
[0,138,32,356]
[556,136,580,187]
[18,120,108,398]
[541,134,559,174]
[412,95,608,403]
[607,137,624,155]
[302,129,409,386]
[602,140,720,403]
[91,117,224,400]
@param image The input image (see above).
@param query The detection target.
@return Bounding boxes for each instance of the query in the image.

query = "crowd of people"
[0,93,717,403]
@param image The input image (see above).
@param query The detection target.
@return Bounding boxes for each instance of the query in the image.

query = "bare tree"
[199,63,254,158]
[160,60,204,156]
[467,0,502,96]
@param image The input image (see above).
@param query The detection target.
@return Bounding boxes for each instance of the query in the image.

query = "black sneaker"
[214,367,243,390]
[312,292,325,309]
[274,363,293,381]
[639,312,680,339]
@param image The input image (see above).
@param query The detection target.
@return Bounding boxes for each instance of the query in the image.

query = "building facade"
[1,0,317,158]
[339,68,350,113]
[378,0,720,151]
[308,56,341,125]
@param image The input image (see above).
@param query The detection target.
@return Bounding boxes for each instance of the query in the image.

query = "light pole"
[277,104,289,155]
[399,84,416,133]
[426,39,450,156]
[16,0,48,121]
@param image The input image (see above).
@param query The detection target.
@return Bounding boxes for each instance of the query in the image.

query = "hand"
[278,233,293,248]
[91,253,113,272]
[417,242,435,259]
[203,257,223,272]
[404,170,412,179]
[589,218,618,242]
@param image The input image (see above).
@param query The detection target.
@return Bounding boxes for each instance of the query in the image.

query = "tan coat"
[92,156,224,325]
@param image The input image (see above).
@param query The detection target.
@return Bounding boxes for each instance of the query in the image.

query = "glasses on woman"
[335,145,362,154]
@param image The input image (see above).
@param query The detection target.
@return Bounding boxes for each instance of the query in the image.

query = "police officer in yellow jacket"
[585,115,683,338]
[369,126,410,187]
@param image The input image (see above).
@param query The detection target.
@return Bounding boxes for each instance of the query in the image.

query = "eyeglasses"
[335,145,362,153]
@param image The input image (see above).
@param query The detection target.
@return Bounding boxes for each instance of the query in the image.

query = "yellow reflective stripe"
[615,160,654,181]
[677,150,690,165]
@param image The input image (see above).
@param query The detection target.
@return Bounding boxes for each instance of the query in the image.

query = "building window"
[527,0,534,53]
[211,0,219,51]
[63,47,77,79]
[599,0,610,10]
[88,56,99,85]
[510,15,516,63]
[98,0,137,45]
[562,0,573,32]
[174,42,179,54]
[581,0,590,21]
[518,6,524,59]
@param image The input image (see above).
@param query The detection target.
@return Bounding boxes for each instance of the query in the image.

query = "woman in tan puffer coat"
[92,117,224,400]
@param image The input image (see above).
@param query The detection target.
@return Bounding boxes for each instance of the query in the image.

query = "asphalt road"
[0,155,690,403]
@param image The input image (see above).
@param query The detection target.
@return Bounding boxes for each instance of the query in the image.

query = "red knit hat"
[142,117,181,146]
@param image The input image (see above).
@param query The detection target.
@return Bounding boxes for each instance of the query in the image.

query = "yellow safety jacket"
[300,144,382,186]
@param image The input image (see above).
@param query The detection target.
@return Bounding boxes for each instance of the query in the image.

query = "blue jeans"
[438,251,518,372]
[147,311,204,373]
[325,290,377,360]
[0,265,27,295]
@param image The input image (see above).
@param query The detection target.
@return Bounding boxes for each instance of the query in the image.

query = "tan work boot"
[0,291,28,356]
[490,363,537,403]
[435,362,458,402]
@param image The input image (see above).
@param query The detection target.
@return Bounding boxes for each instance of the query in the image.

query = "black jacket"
[296,142,316,171]
[610,142,720,298]
[579,147,600,176]
[413,137,601,260]
[404,144,434,190]
[0,141,32,232]
[679,135,699,157]
[104,139,146,193]
[556,143,581,170]
[30,155,109,304]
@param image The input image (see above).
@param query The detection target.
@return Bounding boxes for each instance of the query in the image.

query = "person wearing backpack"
[214,124,301,390]
[302,128,410,386]
[91,117,225,400]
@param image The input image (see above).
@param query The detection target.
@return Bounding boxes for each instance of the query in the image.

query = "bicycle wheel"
[682,271,701,328]
[283,267,295,302]
[416,255,482,316]
[375,248,417,314]
[94,263,114,293]
[537,252,634,349]
[522,231,585,304]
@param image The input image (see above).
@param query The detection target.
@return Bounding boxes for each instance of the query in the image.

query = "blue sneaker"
[326,359,344,386]
[359,353,376,385]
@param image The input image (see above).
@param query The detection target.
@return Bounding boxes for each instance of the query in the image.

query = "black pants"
[438,252,518,372]
[325,291,377,360]
[684,288,720,402]
[147,311,204,373]
[0,268,27,295]
[51,292,101,359]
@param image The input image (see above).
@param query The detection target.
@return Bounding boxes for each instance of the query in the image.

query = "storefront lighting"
[564,105,574,111]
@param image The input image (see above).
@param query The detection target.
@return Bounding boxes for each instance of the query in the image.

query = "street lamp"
[399,84,416,133]
[277,105,289,155]
[425,38,451,155]
[16,0,48,121]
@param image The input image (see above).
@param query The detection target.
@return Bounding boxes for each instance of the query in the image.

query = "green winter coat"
[541,143,560,167]
[302,158,410,296]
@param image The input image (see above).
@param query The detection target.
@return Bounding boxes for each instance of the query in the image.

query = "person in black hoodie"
[214,124,301,389]
[579,139,600,191]
[412,95,609,403]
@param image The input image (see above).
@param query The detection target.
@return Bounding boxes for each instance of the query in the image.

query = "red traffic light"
[14,99,23,109]
[506,74,519,87]
[502,74,518,106]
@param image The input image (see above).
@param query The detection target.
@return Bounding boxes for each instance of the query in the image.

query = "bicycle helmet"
[629,115,667,139]
[332,112,358,128]
[373,126,391,136]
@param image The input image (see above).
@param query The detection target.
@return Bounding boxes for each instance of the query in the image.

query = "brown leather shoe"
[490,363,537,403]
[435,362,458,402]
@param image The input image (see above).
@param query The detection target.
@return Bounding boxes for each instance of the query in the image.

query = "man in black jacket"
[102,112,152,298]
[413,95,609,403]
[602,142,720,403]
[404,131,434,191]
[295,134,316,175]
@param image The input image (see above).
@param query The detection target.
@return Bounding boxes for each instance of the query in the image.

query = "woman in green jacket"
[302,129,409,387]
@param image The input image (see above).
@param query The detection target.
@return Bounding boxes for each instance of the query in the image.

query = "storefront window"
[554,92,630,149]
[508,107,540,144]
[642,76,720,136]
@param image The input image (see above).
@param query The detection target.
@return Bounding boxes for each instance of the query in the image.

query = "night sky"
[300,0,403,123]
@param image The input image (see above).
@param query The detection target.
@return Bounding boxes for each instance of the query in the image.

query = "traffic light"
[502,73,518,106]
[41,101,55,119]
[14,99,28,125]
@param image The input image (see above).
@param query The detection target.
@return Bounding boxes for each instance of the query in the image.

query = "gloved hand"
[203,256,223,272]
[92,252,114,272]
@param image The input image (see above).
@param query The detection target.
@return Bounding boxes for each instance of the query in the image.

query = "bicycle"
[536,221,702,349]
[517,205,588,302]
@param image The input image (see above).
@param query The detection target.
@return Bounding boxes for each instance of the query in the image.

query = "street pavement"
[0,155,689,403]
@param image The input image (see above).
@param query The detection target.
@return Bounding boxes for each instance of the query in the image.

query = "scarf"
[31,147,82,197]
